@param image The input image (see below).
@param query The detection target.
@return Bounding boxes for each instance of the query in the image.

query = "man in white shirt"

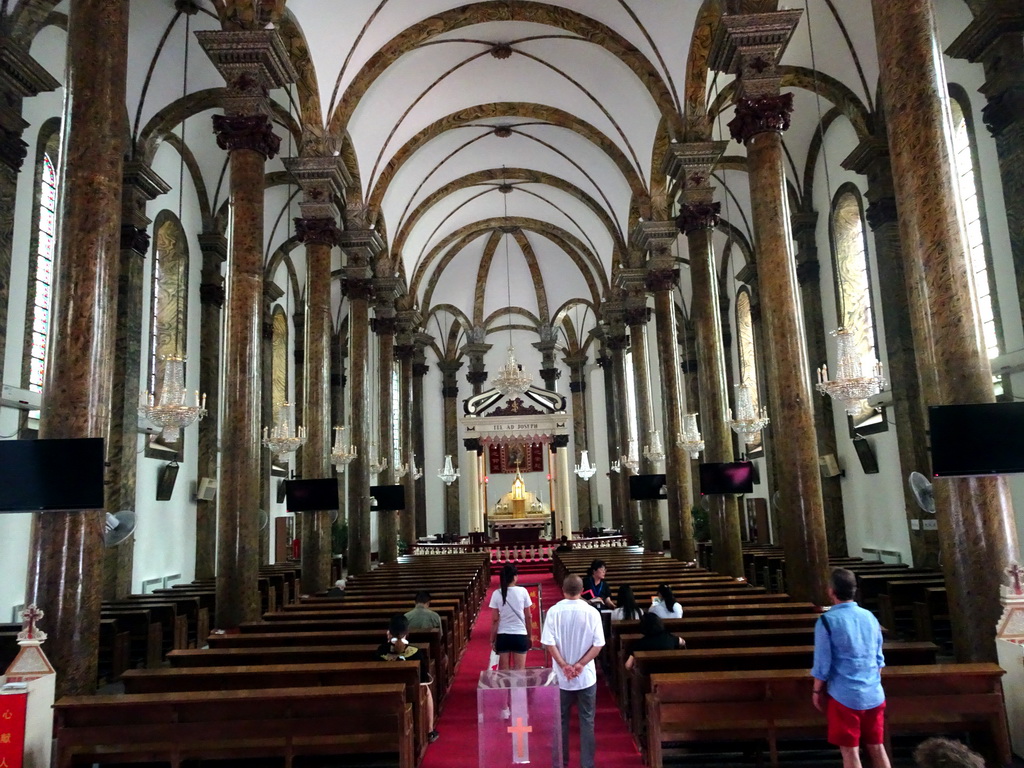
[541,574,606,768]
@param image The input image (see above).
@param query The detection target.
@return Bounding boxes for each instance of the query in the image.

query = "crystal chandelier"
[262,402,306,457]
[493,346,533,395]
[395,455,409,478]
[621,438,640,473]
[643,430,666,463]
[331,425,357,470]
[438,454,460,485]
[575,449,597,480]
[729,383,769,446]
[410,454,423,481]
[609,460,621,474]
[139,355,207,442]
[367,443,388,475]
[817,328,886,416]
[678,412,705,459]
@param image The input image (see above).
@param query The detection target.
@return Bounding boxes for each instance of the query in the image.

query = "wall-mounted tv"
[929,402,1024,477]
[629,474,667,501]
[285,478,339,512]
[699,461,754,495]
[0,437,105,512]
[370,484,406,511]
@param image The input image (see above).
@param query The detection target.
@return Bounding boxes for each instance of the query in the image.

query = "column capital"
[790,210,818,242]
[663,140,728,196]
[0,38,59,171]
[644,266,679,293]
[736,262,758,287]
[676,201,721,235]
[295,216,342,247]
[212,113,281,158]
[372,315,399,336]
[728,93,794,143]
[200,282,226,308]
[624,305,652,327]
[464,438,483,453]
[630,220,678,256]
[540,367,562,381]
[198,232,228,264]
[466,370,489,386]
[866,197,899,231]
[981,85,1024,138]
[709,10,802,96]
[795,258,820,286]
[283,155,350,220]
[119,225,150,255]
[263,281,284,303]
[196,29,296,115]
[946,2,1024,65]
[340,228,385,268]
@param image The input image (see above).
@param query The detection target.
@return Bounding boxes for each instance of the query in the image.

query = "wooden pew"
[54,684,414,768]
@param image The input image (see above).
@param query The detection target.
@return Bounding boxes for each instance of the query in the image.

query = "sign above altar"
[461,411,568,444]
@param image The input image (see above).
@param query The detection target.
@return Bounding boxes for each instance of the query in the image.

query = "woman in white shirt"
[648,583,683,619]
[610,584,644,621]
[488,563,534,669]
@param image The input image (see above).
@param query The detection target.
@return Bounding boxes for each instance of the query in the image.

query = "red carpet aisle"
[421,572,643,768]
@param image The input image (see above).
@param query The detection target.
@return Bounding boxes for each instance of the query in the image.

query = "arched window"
[735,289,762,453]
[830,185,883,431]
[146,214,189,456]
[948,88,1001,367]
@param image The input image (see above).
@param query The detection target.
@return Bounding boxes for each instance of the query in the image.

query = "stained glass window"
[29,154,57,393]
[735,290,762,452]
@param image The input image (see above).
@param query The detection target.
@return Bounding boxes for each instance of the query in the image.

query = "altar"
[490,468,550,542]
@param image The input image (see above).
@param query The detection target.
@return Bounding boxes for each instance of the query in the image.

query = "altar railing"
[409,534,630,561]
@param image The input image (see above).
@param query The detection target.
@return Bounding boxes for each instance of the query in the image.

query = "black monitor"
[0,437,105,512]
[929,402,1024,477]
[285,478,339,511]
[628,474,667,501]
[370,484,406,511]
[699,461,755,495]
[852,435,880,474]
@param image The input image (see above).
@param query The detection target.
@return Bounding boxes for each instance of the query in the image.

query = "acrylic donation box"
[478,668,561,767]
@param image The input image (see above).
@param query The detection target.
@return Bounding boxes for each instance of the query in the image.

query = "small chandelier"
[395,455,409,478]
[817,328,886,415]
[331,425,357,469]
[367,443,388,475]
[410,454,423,481]
[575,449,597,480]
[262,402,306,457]
[438,454,460,485]
[493,346,533,395]
[610,460,621,474]
[621,438,640,473]
[643,430,666,463]
[139,355,207,442]
[678,412,705,459]
[729,383,769,446]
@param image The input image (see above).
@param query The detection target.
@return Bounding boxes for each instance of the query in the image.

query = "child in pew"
[378,614,439,743]
[624,613,685,670]
[913,738,985,768]
[610,585,644,621]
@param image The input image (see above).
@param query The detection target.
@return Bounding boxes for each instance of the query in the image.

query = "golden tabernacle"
[490,467,549,541]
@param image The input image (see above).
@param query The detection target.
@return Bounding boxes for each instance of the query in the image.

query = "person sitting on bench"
[624,613,685,670]
[405,591,443,631]
[377,614,439,743]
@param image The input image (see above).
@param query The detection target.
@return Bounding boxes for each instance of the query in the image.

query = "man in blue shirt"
[811,568,891,768]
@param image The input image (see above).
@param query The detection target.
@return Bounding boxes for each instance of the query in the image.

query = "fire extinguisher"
[291,538,301,560]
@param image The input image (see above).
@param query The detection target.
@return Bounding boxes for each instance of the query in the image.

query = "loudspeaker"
[276,479,287,504]
[156,462,179,501]
[197,477,217,501]
[819,454,841,478]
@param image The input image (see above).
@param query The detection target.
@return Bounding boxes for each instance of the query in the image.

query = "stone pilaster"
[260,281,283,567]
[439,358,463,534]
[396,309,422,546]
[199,27,296,627]
[599,304,637,538]
[412,333,431,536]
[195,232,226,579]
[872,0,1020,661]
[339,229,382,575]
[842,137,937,567]
[373,282,401,563]
[465,325,491,395]
[103,161,170,601]
[564,352,593,530]
[27,0,130,697]
[679,320,704,512]
[710,10,830,605]
[534,324,561,391]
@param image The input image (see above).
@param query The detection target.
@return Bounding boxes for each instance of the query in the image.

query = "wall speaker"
[197,477,217,501]
[819,453,841,478]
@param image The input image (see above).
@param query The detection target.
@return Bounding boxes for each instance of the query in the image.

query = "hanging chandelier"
[678,412,705,459]
[643,430,666,463]
[410,454,423,481]
[331,425,357,469]
[621,438,640,473]
[817,328,886,415]
[728,383,769,446]
[262,402,306,457]
[438,454,460,485]
[139,356,207,442]
[367,443,388,475]
[493,345,533,395]
[609,460,621,474]
[575,449,597,480]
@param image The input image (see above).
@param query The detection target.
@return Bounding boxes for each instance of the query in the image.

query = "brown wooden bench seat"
[54,684,414,768]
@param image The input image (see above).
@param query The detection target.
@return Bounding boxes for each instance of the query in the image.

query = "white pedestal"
[996,638,1023,758]
[478,669,561,767]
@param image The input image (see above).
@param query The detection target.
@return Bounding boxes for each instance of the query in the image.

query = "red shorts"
[827,698,886,747]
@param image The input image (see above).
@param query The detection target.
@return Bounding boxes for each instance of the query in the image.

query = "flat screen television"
[929,402,1024,476]
[285,478,339,511]
[699,461,755,495]
[370,484,406,511]
[628,474,667,501]
[0,437,105,512]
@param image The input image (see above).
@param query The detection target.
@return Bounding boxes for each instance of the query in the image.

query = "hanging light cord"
[175,12,191,357]
[502,166,514,348]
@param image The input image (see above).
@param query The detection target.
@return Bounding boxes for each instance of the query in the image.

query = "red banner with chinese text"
[524,584,543,650]
[488,443,544,474]
[0,692,27,768]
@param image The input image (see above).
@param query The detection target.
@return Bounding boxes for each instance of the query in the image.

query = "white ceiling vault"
[102,0,883,355]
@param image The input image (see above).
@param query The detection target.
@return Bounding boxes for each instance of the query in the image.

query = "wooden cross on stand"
[19,604,45,641]
[1008,563,1023,596]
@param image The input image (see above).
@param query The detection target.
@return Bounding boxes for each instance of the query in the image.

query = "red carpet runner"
[420,572,644,768]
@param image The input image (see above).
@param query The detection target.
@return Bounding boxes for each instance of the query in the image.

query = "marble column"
[439,359,463,534]
[554,439,573,538]
[26,0,130,697]
[634,219,697,565]
[949,3,1024,325]
[842,138,937,567]
[564,353,593,530]
[680,323,704,517]
[373,287,400,563]
[464,440,482,532]
[710,11,830,604]
[619,277,664,553]
[606,310,638,539]
[195,233,226,579]
[396,310,421,546]
[0,39,58,370]
[595,346,622,530]
[291,307,306,481]
[534,325,561,391]
[286,156,347,593]
[412,334,431,536]
[791,211,847,556]
[465,327,491,395]
[872,0,1020,661]
[338,228,381,575]
[259,282,282,567]
[103,162,170,600]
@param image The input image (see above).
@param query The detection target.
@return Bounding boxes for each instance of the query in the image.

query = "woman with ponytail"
[649,583,683,619]
[488,563,534,669]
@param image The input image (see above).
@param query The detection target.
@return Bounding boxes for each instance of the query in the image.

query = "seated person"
[582,559,615,609]
[405,591,443,631]
[325,578,346,597]
[624,613,685,670]
[554,535,573,552]
[377,614,439,743]
[610,584,644,621]
[648,583,683,619]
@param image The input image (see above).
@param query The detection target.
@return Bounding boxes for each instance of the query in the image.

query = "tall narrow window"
[624,351,638,452]
[29,154,57,395]
[831,186,883,432]
[392,368,402,469]
[735,289,762,453]
[272,306,288,410]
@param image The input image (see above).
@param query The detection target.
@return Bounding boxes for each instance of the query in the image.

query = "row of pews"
[555,547,1011,768]
[52,553,489,768]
